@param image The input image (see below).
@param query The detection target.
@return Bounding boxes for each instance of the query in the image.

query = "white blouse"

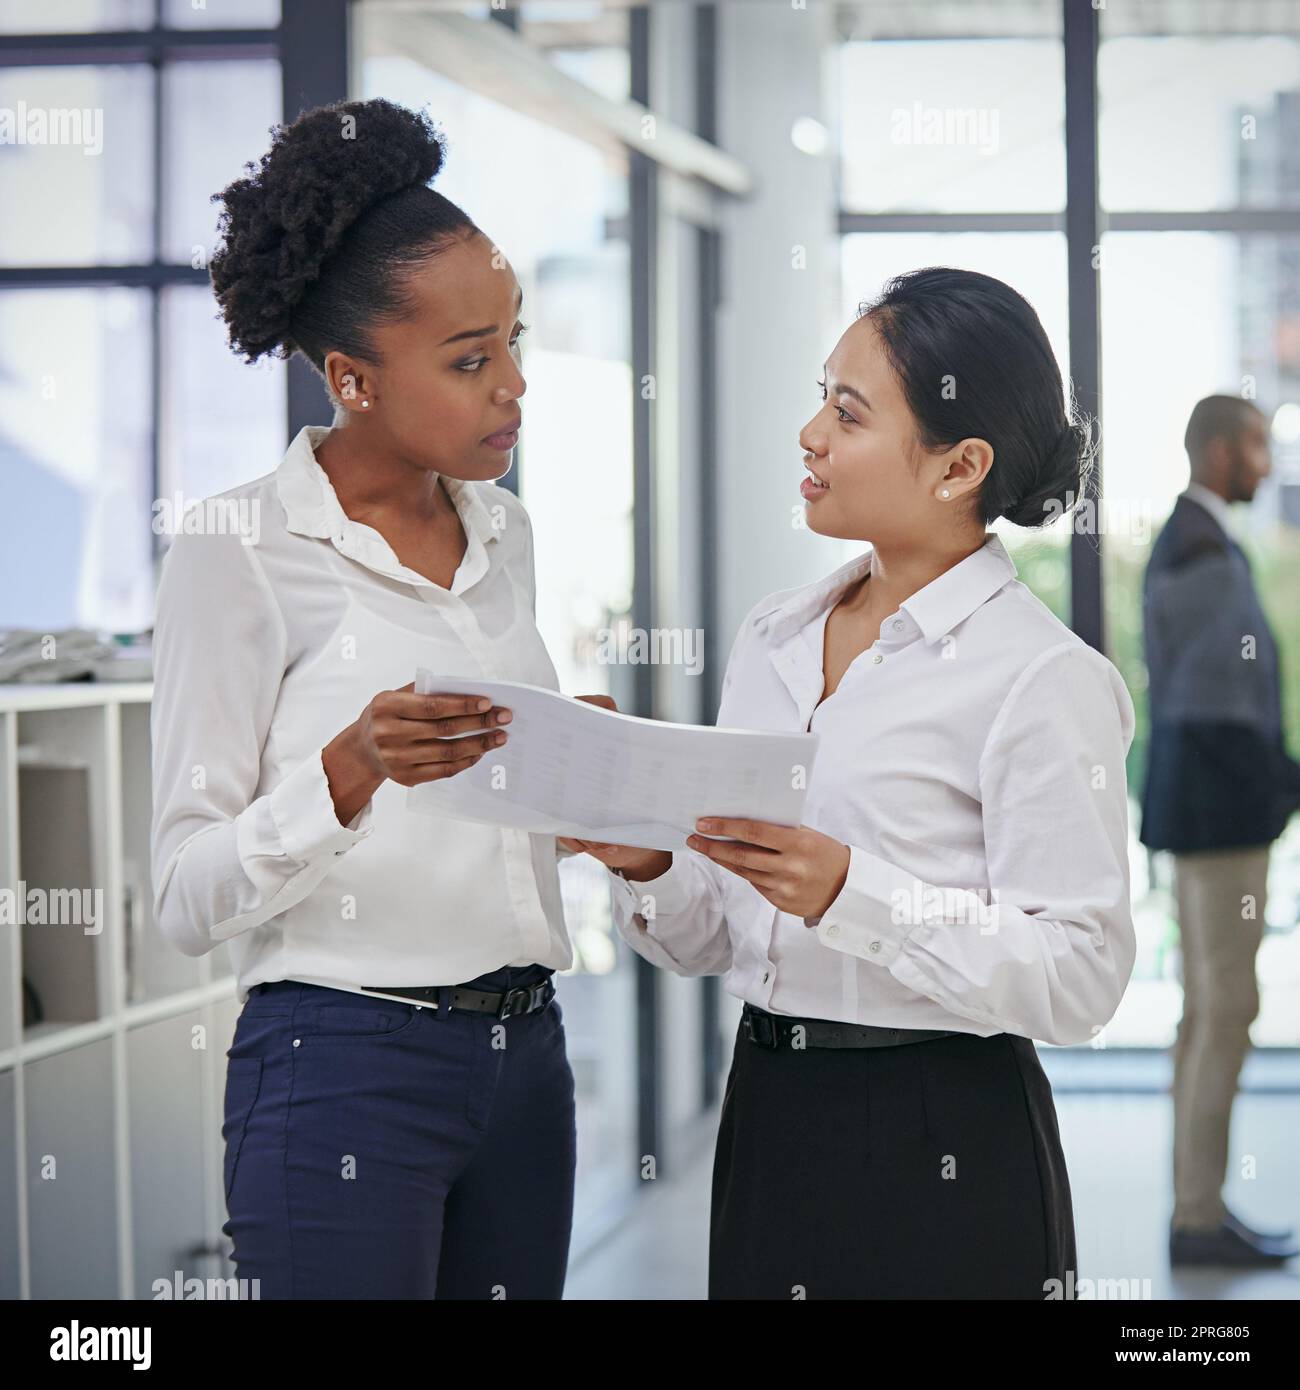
[607,533,1138,1047]
[150,424,573,1003]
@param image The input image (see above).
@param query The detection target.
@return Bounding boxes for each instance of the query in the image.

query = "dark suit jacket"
[1139,493,1300,852]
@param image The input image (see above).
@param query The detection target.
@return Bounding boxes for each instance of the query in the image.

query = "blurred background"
[0,0,1297,1300]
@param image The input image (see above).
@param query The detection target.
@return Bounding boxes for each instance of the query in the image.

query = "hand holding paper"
[686,816,852,919]
[406,670,819,853]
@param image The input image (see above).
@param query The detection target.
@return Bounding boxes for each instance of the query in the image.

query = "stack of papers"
[0,628,111,682]
[406,673,819,853]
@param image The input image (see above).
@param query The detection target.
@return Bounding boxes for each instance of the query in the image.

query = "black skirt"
[709,1020,1077,1299]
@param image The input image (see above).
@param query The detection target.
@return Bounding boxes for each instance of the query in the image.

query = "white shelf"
[0,681,153,712]
[0,683,237,1298]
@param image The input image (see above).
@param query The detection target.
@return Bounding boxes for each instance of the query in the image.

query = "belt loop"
[436,984,452,1018]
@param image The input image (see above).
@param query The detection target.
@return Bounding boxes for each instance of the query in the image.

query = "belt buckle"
[743,1008,779,1049]
[496,976,553,1020]
[497,982,547,1020]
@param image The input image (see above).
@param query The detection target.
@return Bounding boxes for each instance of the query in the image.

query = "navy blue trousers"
[221,963,576,1299]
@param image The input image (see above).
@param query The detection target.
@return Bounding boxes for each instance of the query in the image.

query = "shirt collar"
[1182,481,1234,537]
[756,532,1019,648]
[275,425,500,588]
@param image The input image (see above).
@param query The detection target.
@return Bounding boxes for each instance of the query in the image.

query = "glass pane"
[549,46,631,104]
[161,0,281,27]
[838,39,1065,213]
[1099,36,1300,211]
[0,0,153,31]
[838,0,1062,40]
[0,64,154,266]
[0,289,153,633]
[1099,0,1300,36]
[519,0,611,18]
[161,59,281,264]
[159,284,287,505]
[841,231,1072,613]
[361,55,639,1225]
[516,1,631,102]
[1100,231,1300,1047]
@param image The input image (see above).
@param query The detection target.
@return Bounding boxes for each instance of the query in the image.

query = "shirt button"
[826,924,840,937]
[892,619,903,631]
[871,653,883,664]
[868,941,882,953]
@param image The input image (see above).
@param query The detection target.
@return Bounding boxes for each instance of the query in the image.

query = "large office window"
[835,7,1073,622]
[0,2,287,633]
[834,0,1300,1048]
[1097,5,1300,1048]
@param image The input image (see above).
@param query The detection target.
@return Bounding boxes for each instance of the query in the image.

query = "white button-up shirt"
[608,533,1137,1046]
[150,424,573,1002]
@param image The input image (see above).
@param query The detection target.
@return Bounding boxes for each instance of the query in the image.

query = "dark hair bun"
[1003,415,1098,529]
[210,98,447,362]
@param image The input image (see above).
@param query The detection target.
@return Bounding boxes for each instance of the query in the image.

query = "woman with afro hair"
[150,97,593,1299]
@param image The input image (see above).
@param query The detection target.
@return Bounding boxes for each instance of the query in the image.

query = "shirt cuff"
[812,843,930,966]
[606,855,722,976]
[267,748,376,863]
[608,854,696,919]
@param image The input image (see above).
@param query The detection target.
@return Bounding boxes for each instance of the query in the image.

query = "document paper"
[406,671,820,852]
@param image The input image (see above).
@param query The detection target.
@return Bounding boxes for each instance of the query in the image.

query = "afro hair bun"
[210,98,448,363]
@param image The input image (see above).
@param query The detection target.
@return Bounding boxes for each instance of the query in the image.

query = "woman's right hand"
[323,683,512,826]
[354,682,513,785]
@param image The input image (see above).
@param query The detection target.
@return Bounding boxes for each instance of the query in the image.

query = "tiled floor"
[564,1081,1300,1300]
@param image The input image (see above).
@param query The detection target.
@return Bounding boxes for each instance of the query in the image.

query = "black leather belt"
[361,976,556,1020]
[741,1002,958,1050]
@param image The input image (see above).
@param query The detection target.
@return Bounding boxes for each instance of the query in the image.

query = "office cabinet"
[0,684,236,1299]
[24,1040,118,1299]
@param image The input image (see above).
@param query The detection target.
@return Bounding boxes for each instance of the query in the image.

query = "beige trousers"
[1170,844,1270,1231]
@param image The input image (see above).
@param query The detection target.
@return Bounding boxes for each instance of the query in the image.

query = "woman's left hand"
[687,818,851,920]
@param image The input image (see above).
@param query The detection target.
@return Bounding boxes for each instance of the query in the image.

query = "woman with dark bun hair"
[567,267,1138,1298]
[150,98,589,1298]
